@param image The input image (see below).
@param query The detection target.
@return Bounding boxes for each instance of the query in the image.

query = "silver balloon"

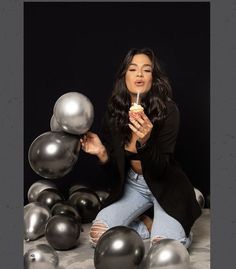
[24,244,59,269]
[50,114,63,132]
[194,188,205,209]
[28,131,80,179]
[145,239,190,269]
[94,226,145,269]
[24,202,51,241]
[53,92,94,135]
[27,180,58,202]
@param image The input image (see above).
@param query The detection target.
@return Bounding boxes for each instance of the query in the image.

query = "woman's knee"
[151,236,166,246]
[89,220,109,247]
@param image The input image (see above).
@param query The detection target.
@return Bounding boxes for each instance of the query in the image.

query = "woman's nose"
[137,70,143,77]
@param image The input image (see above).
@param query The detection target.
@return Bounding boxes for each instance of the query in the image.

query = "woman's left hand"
[128,111,153,146]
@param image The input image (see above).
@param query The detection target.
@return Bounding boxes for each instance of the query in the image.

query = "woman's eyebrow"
[129,63,152,67]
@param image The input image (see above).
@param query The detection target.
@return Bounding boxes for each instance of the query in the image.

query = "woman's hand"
[80,132,108,163]
[128,111,153,146]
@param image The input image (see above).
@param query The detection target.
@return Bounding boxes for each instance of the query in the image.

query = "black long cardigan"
[99,100,202,236]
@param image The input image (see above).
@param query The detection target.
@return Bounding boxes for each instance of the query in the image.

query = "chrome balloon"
[45,215,81,250]
[24,202,51,241]
[28,131,80,179]
[24,244,59,269]
[194,188,205,209]
[145,239,190,269]
[27,180,58,203]
[36,189,64,209]
[94,226,145,269]
[53,92,94,135]
[69,189,101,223]
[51,201,82,223]
[50,114,63,132]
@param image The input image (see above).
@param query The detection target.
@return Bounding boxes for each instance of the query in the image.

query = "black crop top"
[125,150,142,160]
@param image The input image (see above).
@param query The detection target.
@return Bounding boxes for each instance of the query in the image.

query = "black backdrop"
[24,2,210,206]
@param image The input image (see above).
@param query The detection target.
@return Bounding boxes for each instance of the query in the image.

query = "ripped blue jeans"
[91,168,192,248]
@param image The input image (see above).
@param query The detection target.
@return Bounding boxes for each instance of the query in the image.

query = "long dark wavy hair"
[106,47,174,146]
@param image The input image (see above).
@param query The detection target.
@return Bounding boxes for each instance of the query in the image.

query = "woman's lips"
[135,81,144,86]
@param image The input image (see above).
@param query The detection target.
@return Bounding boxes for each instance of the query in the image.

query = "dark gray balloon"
[36,189,64,209]
[28,131,80,179]
[27,180,58,202]
[69,189,101,223]
[95,190,110,205]
[194,188,205,209]
[68,183,91,196]
[50,114,63,132]
[24,202,51,241]
[53,92,94,135]
[24,243,59,269]
[51,201,82,223]
[45,215,81,250]
[94,226,145,269]
[145,239,190,269]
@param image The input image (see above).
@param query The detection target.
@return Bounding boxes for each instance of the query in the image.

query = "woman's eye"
[144,69,151,72]
[129,69,136,71]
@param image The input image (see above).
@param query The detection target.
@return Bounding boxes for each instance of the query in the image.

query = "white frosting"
[129,103,144,112]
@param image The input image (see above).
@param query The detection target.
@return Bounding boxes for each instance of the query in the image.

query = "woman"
[80,48,201,248]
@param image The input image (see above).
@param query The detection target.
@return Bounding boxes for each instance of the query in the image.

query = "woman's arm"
[80,132,108,163]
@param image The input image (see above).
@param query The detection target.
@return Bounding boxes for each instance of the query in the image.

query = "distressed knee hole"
[89,221,109,247]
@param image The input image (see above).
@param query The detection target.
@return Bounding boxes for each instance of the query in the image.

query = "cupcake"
[129,103,144,113]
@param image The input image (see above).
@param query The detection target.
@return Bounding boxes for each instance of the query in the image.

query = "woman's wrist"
[97,145,108,163]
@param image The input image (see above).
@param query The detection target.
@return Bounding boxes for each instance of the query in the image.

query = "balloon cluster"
[24,180,191,268]
[28,91,94,179]
[24,180,109,267]
[25,92,96,267]
[24,181,105,245]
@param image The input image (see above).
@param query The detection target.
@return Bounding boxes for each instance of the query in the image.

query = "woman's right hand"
[80,132,108,163]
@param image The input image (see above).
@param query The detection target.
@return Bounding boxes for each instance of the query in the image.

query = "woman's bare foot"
[139,214,153,232]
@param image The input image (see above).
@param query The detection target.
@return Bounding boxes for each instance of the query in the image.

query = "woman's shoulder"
[166,97,179,115]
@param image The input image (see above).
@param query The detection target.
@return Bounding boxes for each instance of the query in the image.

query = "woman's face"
[125,53,153,97]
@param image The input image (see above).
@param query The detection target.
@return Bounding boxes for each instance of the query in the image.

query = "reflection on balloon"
[53,92,94,135]
[69,189,101,223]
[27,180,58,202]
[69,183,91,196]
[51,201,82,223]
[45,215,81,250]
[28,131,80,179]
[24,244,59,269]
[94,226,145,269]
[24,202,51,241]
[194,188,205,209]
[145,239,190,269]
[50,114,63,132]
[36,189,64,209]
